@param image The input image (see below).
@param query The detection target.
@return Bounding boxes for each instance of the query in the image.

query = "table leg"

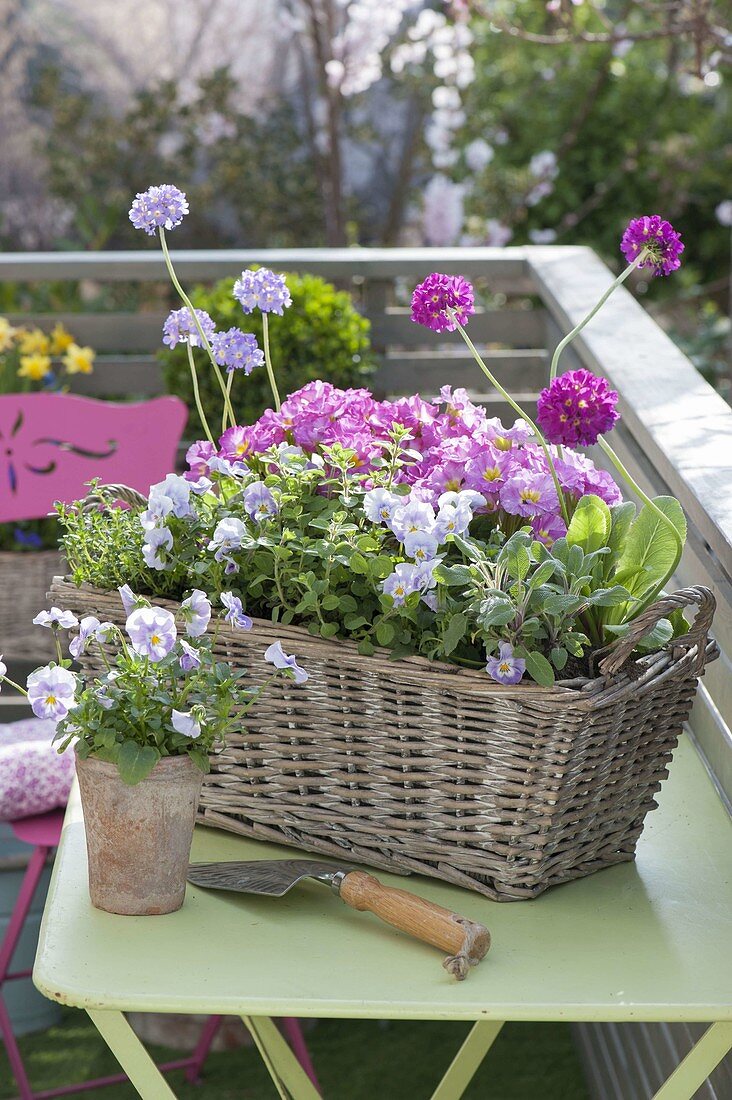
[430,1020,505,1100]
[86,1008,178,1099]
[242,1016,322,1100]
[651,1022,732,1100]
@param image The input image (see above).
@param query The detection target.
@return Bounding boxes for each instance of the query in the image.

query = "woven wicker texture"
[50,577,717,901]
[1,551,64,660]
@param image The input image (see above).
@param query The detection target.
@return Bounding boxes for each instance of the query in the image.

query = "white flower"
[171,709,201,739]
[464,138,494,173]
[716,200,732,228]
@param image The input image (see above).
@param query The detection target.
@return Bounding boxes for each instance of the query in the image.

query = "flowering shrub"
[0,318,95,395]
[58,189,688,687]
[0,588,307,785]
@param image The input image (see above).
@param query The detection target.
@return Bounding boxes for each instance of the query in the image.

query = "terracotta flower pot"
[75,753,203,916]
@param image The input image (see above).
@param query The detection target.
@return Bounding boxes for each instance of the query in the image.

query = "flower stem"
[224,372,234,436]
[597,435,684,606]
[261,313,281,413]
[158,228,237,430]
[454,318,570,526]
[0,673,27,696]
[186,343,215,446]
[549,253,644,382]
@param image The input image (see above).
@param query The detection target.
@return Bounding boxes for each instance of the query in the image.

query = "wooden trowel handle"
[338,870,490,980]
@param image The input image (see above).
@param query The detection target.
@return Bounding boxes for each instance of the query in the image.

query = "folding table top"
[34,736,732,1023]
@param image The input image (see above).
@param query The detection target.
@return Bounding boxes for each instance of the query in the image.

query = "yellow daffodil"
[50,323,75,355]
[18,328,50,356]
[63,343,95,375]
[18,354,52,381]
[0,317,18,353]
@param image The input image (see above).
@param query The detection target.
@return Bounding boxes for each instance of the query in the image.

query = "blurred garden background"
[0,0,730,395]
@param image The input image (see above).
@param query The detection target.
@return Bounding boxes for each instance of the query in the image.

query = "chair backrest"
[0,393,187,522]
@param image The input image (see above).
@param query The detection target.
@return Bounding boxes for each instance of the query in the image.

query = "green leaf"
[349,552,369,575]
[320,622,339,638]
[605,502,636,576]
[503,542,530,582]
[550,646,568,671]
[434,563,473,586]
[321,594,341,611]
[443,612,469,656]
[375,621,395,646]
[478,595,516,628]
[607,497,686,623]
[357,638,375,657]
[527,560,557,589]
[566,494,611,555]
[524,651,555,686]
[117,742,159,786]
[584,585,632,607]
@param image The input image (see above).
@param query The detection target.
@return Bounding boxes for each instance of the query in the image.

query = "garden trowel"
[187,858,490,980]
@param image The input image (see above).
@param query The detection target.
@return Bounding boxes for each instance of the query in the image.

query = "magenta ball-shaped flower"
[620,215,684,277]
[537,369,620,447]
[410,273,475,333]
[129,184,189,236]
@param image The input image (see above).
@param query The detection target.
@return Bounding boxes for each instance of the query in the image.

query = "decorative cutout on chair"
[0,393,187,522]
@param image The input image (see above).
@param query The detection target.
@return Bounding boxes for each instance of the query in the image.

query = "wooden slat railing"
[1,245,730,803]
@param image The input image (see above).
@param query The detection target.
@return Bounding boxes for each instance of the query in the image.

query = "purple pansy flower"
[162,307,216,349]
[500,470,558,518]
[620,215,684,277]
[171,709,201,738]
[208,517,246,566]
[125,607,177,662]
[211,328,265,375]
[179,640,201,672]
[233,268,292,315]
[389,499,436,541]
[69,615,102,658]
[537,369,620,447]
[180,590,212,638]
[382,562,421,606]
[530,514,567,546]
[33,607,79,630]
[264,641,308,684]
[410,273,475,333]
[404,530,440,563]
[221,593,253,630]
[486,643,525,685]
[26,665,78,722]
[185,439,216,479]
[128,184,189,235]
[363,488,403,525]
[148,474,192,519]
[242,481,278,522]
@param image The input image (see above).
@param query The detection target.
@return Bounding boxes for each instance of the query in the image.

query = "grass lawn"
[0,1011,590,1098]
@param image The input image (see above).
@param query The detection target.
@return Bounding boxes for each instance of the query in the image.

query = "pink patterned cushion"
[0,718,75,821]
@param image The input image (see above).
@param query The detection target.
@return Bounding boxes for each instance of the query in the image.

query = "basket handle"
[78,483,148,513]
[596,585,716,678]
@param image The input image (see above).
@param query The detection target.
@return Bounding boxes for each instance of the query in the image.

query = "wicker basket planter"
[50,577,717,901]
[1,551,64,661]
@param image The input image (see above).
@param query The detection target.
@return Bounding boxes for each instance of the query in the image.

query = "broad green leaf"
[375,621,395,646]
[527,559,557,589]
[443,613,469,656]
[434,563,473,586]
[566,494,611,555]
[117,742,159,787]
[605,502,636,577]
[606,497,686,623]
[524,651,555,686]
[551,646,568,671]
[504,542,530,582]
[320,622,339,638]
[584,585,632,607]
[478,596,516,628]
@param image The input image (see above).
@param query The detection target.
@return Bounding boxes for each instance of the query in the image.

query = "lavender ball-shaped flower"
[537,369,620,447]
[233,268,292,315]
[129,185,189,236]
[211,328,265,374]
[620,215,684,277]
[162,307,216,349]
[411,273,475,333]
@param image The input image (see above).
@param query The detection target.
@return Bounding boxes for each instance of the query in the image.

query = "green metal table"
[33,736,732,1100]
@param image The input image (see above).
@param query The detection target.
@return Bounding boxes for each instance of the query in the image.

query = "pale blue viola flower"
[171,709,201,738]
[404,530,440,564]
[180,590,212,638]
[148,473,192,519]
[0,655,7,684]
[207,455,249,478]
[486,643,526,686]
[221,593,253,631]
[125,607,177,662]
[69,615,101,658]
[382,562,421,606]
[208,517,246,567]
[26,665,77,723]
[118,584,143,617]
[264,641,308,684]
[179,640,201,672]
[363,488,403,525]
[33,607,79,630]
[142,527,173,570]
[389,500,436,542]
[242,481,278,523]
